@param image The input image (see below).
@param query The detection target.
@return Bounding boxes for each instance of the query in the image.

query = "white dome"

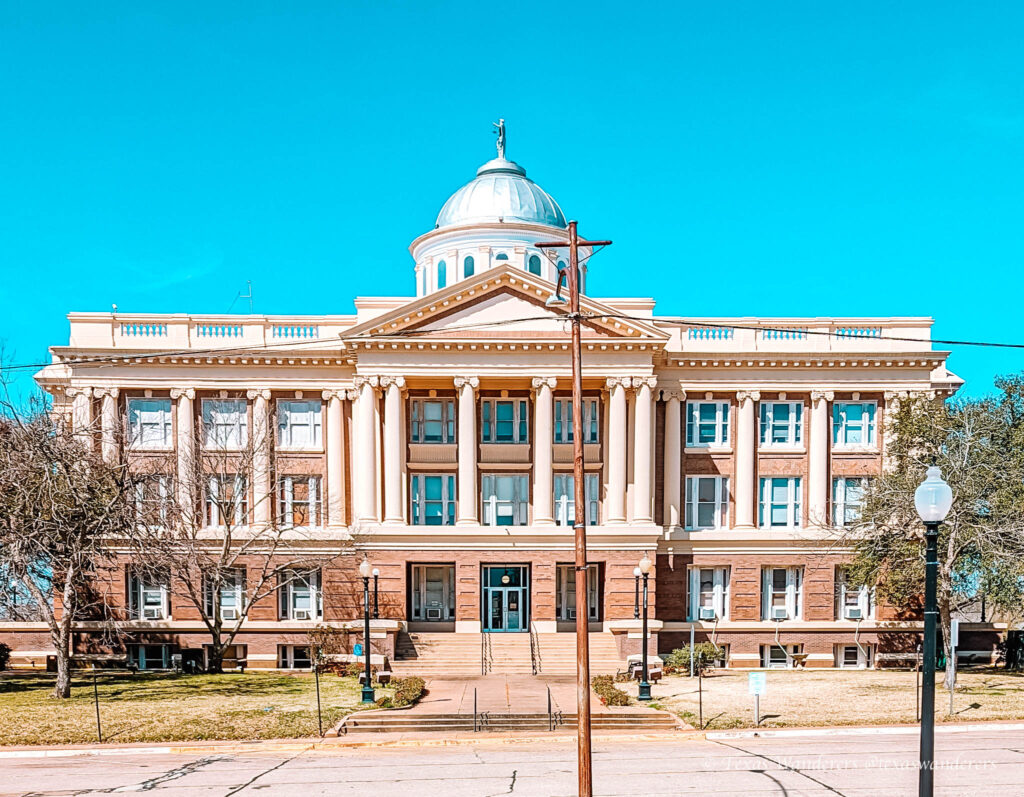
[435,158,566,230]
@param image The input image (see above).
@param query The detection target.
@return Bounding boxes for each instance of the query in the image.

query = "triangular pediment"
[343,264,668,343]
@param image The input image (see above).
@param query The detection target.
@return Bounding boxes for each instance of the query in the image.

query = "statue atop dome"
[493,118,506,159]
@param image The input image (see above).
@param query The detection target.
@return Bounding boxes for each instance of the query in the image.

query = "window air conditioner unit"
[699,607,717,621]
[222,608,239,622]
[771,607,788,620]
[426,608,442,620]
[846,607,863,620]
[566,608,577,620]
[293,609,311,621]
[143,608,162,620]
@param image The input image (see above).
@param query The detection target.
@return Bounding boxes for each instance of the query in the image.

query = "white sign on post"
[748,671,766,727]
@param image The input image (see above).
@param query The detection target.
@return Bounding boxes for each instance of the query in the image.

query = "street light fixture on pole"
[358,556,376,704]
[914,464,953,797]
[537,220,611,797]
[637,553,653,701]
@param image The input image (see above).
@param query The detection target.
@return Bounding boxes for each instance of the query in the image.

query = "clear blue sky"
[2,1,1022,402]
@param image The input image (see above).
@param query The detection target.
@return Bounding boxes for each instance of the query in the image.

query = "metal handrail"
[529,621,541,675]
[547,685,553,731]
[474,687,478,732]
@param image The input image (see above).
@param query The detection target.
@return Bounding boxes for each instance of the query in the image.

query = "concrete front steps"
[337,710,682,734]
[391,631,624,677]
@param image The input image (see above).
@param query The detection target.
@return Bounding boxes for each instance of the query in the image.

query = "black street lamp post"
[359,557,375,704]
[914,465,953,797]
[637,553,653,701]
[373,568,380,619]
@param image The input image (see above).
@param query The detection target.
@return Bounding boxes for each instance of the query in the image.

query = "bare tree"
[834,389,1024,685]
[128,398,350,673]
[0,399,135,697]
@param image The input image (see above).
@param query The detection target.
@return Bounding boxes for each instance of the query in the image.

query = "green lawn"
[0,671,378,746]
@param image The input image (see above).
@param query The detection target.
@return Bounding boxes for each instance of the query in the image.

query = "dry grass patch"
[651,668,1024,731]
[0,671,382,746]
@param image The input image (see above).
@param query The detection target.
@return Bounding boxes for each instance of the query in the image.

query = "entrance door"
[482,566,529,632]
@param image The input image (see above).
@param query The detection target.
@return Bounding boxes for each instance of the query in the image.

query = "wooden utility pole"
[537,221,611,797]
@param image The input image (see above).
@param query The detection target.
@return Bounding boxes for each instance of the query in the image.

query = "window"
[494,253,508,261]
[688,567,729,621]
[759,401,803,447]
[411,399,455,443]
[206,475,248,527]
[759,477,802,528]
[481,399,529,443]
[761,644,801,669]
[481,474,529,526]
[128,644,171,670]
[278,569,322,621]
[278,476,321,528]
[205,644,247,669]
[553,472,599,526]
[836,644,872,669]
[410,474,456,526]
[554,399,599,443]
[833,402,877,447]
[128,398,173,449]
[204,568,245,622]
[128,569,169,620]
[556,564,600,621]
[278,645,313,669]
[463,255,474,277]
[134,475,172,527]
[685,476,729,530]
[833,477,868,527]
[761,566,802,620]
[527,254,542,275]
[437,259,447,288]
[686,401,730,447]
[277,400,322,449]
[411,565,455,621]
[202,399,247,449]
[835,567,874,620]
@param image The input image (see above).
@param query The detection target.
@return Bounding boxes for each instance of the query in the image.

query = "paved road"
[3,727,1023,796]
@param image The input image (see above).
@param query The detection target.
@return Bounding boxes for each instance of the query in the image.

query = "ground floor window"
[761,566,803,620]
[278,569,322,621]
[278,645,313,669]
[836,644,872,669]
[688,567,729,621]
[128,644,171,670]
[712,644,729,669]
[204,644,248,670]
[411,564,455,621]
[555,564,600,621]
[761,643,801,669]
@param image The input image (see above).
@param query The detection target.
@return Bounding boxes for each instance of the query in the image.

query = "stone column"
[531,377,556,525]
[809,390,834,529]
[97,388,119,464]
[323,390,346,527]
[353,376,379,526]
[67,387,93,436]
[662,388,685,528]
[632,377,657,524]
[381,376,406,524]
[606,377,629,524]
[248,389,272,527]
[734,390,760,529]
[454,376,479,524]
[170,388,195,523]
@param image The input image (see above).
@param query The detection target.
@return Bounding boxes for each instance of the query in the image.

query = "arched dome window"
[495,253,509,261]
[437,260,447,289]
[527,254,542,276]
[464,256,475,278]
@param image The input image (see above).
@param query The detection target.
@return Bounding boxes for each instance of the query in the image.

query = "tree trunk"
[52,618,72,699]
[207,628,224,674]
[939,595,955,691]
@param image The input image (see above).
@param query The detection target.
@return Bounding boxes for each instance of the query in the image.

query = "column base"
[455,518,480,527]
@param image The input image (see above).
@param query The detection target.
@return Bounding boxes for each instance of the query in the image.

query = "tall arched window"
[527,254,542,276]
[495,253,509,261]
[464,256,475,278]
[437,260,447,289]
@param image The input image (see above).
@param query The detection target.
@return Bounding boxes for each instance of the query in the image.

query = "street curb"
[704,721,1024,741]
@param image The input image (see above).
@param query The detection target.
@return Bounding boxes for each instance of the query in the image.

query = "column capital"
[736,390,761,404]
[169,388,195,401]
[605,376,631,390]
[530,376,557,391]
[321,389,345,401]
[660,387,686,402]
[883,390,907,401]
[94,387,119,399]
[344,387,360,401]
[453,375,480,390]
[246,389,272,401]
[379,376,406,393]
[66,386,94,399]
[353,375,380,390]
[810,390,835,405]
[632,376,658,391]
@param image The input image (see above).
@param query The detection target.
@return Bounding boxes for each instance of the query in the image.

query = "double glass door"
[483,566,529,632]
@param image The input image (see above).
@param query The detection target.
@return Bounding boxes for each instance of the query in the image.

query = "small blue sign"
[353,643,363,657]
[748,671,767,695]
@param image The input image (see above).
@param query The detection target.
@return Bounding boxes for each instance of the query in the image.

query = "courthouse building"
[5,132,975,673]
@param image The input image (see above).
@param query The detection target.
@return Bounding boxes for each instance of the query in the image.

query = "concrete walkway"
[409,674,632,716]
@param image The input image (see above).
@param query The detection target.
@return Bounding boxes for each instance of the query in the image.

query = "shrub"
[0,642,10,671]
[592,674,630,706]
[307,625,350,671]
[664,642,722,676]
[376,676,425,709]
